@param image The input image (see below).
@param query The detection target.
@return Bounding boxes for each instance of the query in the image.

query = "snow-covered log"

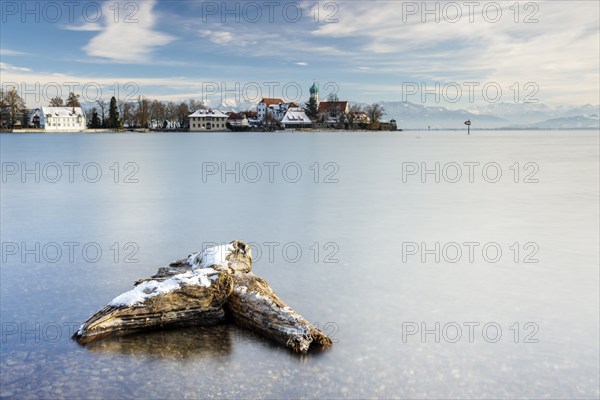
[73,240,332,353]
[226,272,332,352]
[72,267,233,344]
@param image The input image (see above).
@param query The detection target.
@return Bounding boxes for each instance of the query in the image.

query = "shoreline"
[1,127,597,134]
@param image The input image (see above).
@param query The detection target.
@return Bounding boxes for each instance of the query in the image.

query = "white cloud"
[62,25,103,32]
[199,30,257,47]
[0,62,31,72]
[295,62,308,66]
[308,1,599,106]
[0,48,29,56]
[83,0,175,62]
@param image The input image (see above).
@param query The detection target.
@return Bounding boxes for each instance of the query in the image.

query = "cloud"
[83,0,175,63]
[0,48,29,56]
[0,62,31,72]
[308,0,599,105]
[199,30,257,47]
[295,62,308,66]
[63,25,103,32]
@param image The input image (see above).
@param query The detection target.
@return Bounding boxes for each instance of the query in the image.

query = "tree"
[304,96,318,120]
[66,92,81,108]
[165,101,177,129]
[176,102,190,129]
[108,96,120,129]
[136,96,150,128]
[122,101,135,128]
[0,90,8,128]
[0,87,26,129]
[49,97,64,107]
[188,99,206,113]
[326,93,340,118]
[365,103,385,130]
[347,104,363,129]
[150,100,165,129]
[96,99,107,128]
[89,108,101,128]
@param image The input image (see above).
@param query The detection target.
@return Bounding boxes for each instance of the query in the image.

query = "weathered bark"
[73,240,332,353]
[73,269,233,344]
[226,272,332,352]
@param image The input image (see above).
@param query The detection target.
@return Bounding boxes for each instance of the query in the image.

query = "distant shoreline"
[1,127,597,134]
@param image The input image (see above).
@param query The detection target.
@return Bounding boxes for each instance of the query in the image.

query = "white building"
[38,107,86,131]
[257,98,284,122]
[281,107,313,129]
[188,109,228,131]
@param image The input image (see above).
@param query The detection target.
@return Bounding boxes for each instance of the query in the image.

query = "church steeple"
[309,81,319,106]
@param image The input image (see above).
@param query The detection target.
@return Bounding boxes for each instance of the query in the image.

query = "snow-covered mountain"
[508,115,600,130]
[206,98,257,113]
[376,101,599,130]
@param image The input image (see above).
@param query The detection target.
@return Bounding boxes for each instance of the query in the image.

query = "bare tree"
[365,103,385,130]
[188,99,206,113]
[136,96,150,128]
[66,92,81,108]
[150,100,165,129]
[326,93,340,118]
[176,102,190,129]
[0,90,8,128]
[165,101,177,129]
[347,104,363,129]
[96,99,107,128]
[49,97,64,107]
[122,102,135,128]
[0,87,26,129]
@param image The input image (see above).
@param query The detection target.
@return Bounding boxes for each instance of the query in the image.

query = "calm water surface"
[1,130,598,399]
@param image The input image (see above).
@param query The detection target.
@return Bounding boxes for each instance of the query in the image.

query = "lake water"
[1,130,598,399]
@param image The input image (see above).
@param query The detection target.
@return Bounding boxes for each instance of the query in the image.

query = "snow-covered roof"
[41,107,84,117]
[281,107,312,124]
[188,109,228,118]
[259,98,284,106]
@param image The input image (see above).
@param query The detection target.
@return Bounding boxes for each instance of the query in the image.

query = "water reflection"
[83,325,233,359]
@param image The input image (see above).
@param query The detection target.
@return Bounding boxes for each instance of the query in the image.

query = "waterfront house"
[281,107,313,129]
[188,109,228,131]
[257,98,284,121]
[38,107,86,131]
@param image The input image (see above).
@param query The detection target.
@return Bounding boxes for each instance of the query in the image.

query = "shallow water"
[1,130,598,399]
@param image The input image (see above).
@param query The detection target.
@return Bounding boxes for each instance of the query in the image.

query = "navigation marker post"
[464,119,471,135]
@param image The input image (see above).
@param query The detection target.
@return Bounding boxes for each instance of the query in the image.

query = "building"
[226,112,250,131]
[188,109,228,131]
[309,81,319,107]
[257,98,284,121]
[37,107,86,131]
[281,107,313,129]
[317,101,349,117]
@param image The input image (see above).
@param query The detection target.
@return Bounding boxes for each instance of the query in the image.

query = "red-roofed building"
[318,101,349,117]
[257,98,284,121]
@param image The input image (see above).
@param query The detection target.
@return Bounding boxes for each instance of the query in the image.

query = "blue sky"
[1,0,599,109]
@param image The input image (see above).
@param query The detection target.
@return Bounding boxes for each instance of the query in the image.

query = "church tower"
[309,81,319,107]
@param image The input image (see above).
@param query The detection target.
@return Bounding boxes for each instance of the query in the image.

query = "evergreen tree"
[304,96,318,119]
[90,108,101,128]
[108,96,119,129]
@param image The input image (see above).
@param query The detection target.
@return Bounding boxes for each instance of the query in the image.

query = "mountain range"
[210,98,599,130]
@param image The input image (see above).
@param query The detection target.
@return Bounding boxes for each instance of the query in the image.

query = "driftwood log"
[73,240,332,353]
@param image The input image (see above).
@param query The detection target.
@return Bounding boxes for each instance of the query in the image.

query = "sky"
[1,0,599,109]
